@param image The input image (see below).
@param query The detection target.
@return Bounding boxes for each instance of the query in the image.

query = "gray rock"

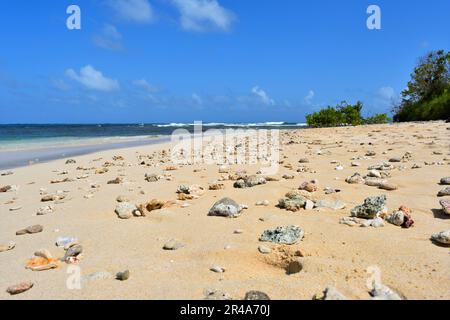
[386,211,405,226]
[364,177,387,187]
[244,291,270,300]
[208,198,243,218]
[378,182,398,191]
[16,225,43,235]
[440,177,450,185]
[351,195,387,219]
[210,266,225,273]
[260,225,304,245]
[437,187,450,197]
[440,199,450,215]
[145,173,159,182]
[63,244,83,261]
[370,217,385,228]
[115,202,139,219]
[116,270,130,281]
[234,175,267,188]
[431,230,450,245]
[255,200,270,206]
[345,173,365,184]
[278,193,308,212]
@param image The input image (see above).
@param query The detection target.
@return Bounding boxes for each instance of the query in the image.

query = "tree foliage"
[393,50,450,121]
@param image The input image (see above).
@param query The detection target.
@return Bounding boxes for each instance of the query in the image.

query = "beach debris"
[351,195,387,219]
[56,236,77,248]
[244,291,270,300]
[37,205,55,216]
[116,270,130,281]
[286,259,303,275]
[440,199,450,215]
[6,282,34,295]
[314,286,347,300]
[163,239,185,251]
[234,175,267,188]
[65,159,76,164]
[258,245,271,254]
[314,199,346,210]
[438,187,450,197]
[63,244,83,262]
[208,198,244,218]
[210,266,225,273]
[115,202,140,219]
[431,230,450,246]
[440,177,450,185]
[259,225,304,245]
[386,206,414,228]
[145,173,159,182]
[346,173,365,184]
[25,251,59,271]
[16,225,44,236]
[0,241,15,253]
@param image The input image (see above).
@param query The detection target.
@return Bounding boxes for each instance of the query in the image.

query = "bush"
[365,113,392,124]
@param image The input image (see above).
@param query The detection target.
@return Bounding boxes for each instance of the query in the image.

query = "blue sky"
[0,0,449,124]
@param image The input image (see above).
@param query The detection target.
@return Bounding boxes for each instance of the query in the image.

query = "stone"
[260,225,304,245]
[389,157,402,163]
[145,173,160,182]
[278,194,307,212]
[204,289,232,300]
[339,217,362,227]
[437,187,450,197]
[346,173,365,184]
[351,162,361,167]
[299,181,318,192]
[324,187,340,194]
[6,282,34,295]
[351,195,387,219]
[378,182,398,191]
[440,199,450,215]
[364,177,387,187]
[209,183,225,190]
[298,158,309,163]
[56,236,77,248]
[65,159,76,164]
[208,198,243,218]
[107,177,123,184]
[63,244,83,261]
[34,249,53,260]
[0,185,12,193]
[210,266,225,273]
[116,270,130,281]
[115,202,139,219]
[365,151,376,156]
[16,225,44,235]
[258,245,271,254]
[244,291,270,300]
[0,241,15,253]
[163,239,184,250]
[440,177,450,185]
[41,194,65,202]
[370,217,385,228]
[37,205,55,216]
[282,174,295,180]
[305,200,315,210]
[286,259,303,275]
[234,175,267,188]
[234,229,244,234]
[314,200,346,210]
[367,170,382,178]
[386,211,405,226]
[431,230,450,245]
[255,200,270,206]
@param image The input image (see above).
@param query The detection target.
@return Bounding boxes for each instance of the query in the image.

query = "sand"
[0,121,449,300]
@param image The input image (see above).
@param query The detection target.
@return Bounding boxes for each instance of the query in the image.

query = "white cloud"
[304,90,315,104]
[251,86,275,106]
[171,0,235,32]
[66,65,120,92]
[108,0,155,23]
[92,24,123,51]
[133,79,160,93]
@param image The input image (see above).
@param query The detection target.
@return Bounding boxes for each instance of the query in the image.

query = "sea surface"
[0,123,307,170]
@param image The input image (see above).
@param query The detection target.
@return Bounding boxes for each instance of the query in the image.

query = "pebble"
[440,199,450,215]
[260,225,304,245]
[63,244,83,261]
[116,270,130,281]
[244,291,270,300]
[208,198,243,218]
[440,177,450,185]
[431,230,450,245]
[37,205,55,216]
[56,236,77,248]
[6,282,34,295]
[437,187,450,197]
[234,229,244,234]
[305,200,315,210]
[258,245,271,254]
[0,241,16,253]
[16,225,44,235]
[163,239,184,250]
[314,200,346,210]
[115,202,140,219]
[255,200,270,206]
[210,266,225,273]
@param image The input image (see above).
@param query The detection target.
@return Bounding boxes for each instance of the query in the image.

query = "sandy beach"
[0,121,449,300]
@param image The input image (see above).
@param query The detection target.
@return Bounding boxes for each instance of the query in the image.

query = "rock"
[364,177,387,187]
[365,151,376,156]
[258,245,271,254]
[6,282,34,295]
[260,225,304,245]
[278,193,307,212]
[144,199,168,212]
[116,270,130,281]
[37,205,55,216]
[389,157,402,163]
[370,217,385,228]
[346,173,365,184]
[56,236,77,248]
[367,169,382,178]
[370,281,402,300]
[305,200,315,210]
[163,239,184,250]
[438,187,450,197]
[115,202,139,219]
[209,183,225,190]
[431,230,450,246]
[314,200,346,210]
[386,211,405,226]
[351,162,361,167]
[0,185,12,193]
[299,181,318,192]
[116,195,129,203]
[368,162,394,171]
[16,225,44,235]
[63,244,83,261]
[1,171,13,176]
[34,249,53,260]
[208,198,243,218]
[440,177,450,185]
[378,182,398,191]
[298,158,309,163]
[0,241,15,253]
[144,173,160,182]
[204,289,232,300]
[107,177,123,184]
[316,286,347,300]
[255,200,270,206]
[210,266,225,273]
[440,199,450,215]
[339,217,362,227]
[41,194,65,202]
[234,175,267,188]
[324,187,340,194]
[351,195,387,219]
[244,291,270,300]
[335,165,344,171]
[234,229,244,234]
[286,259,303,275]
[65,159,76,164]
